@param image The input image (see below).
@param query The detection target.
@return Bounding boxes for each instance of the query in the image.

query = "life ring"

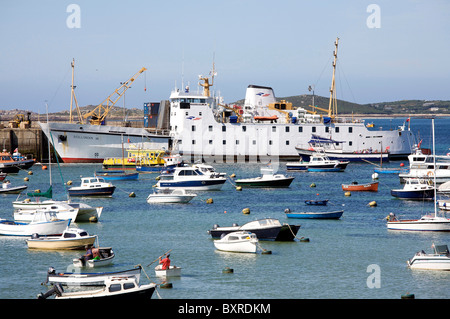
[427,171,433,177]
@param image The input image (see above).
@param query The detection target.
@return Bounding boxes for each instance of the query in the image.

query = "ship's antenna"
[328,37,339,119]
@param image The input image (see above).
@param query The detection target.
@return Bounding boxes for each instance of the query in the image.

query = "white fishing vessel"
[407,244,450,271]
[39,62,169,163]
[0,211,70,237]
[398,145,450,184]
[169,38,414,163]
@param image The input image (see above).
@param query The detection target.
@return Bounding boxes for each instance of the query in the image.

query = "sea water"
[0,117,449,300]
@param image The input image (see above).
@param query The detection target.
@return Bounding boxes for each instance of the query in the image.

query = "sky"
[1,0,449,113]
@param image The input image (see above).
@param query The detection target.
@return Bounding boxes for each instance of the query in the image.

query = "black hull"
[209,224,300,241]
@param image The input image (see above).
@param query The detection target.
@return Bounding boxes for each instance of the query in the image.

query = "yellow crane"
[83,67,147,125]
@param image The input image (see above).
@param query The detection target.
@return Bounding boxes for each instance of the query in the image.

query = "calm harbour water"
[1,117,450,300]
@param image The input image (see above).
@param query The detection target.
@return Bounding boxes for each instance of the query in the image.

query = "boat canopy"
[27,186,52,198]
[434,245,449,255]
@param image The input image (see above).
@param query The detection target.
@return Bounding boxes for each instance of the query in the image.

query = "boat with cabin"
[26,228,97,250]
[208,218,300,241]
[390,178,435,200]
[0,180,27,194]
[102,146,167,171]
[68,177,116,197]
[234,167,294,187]
[38,276,155,299]
[156,166,226,190]
[0,211,71,237]
[286,152,349,171]
[14,207,78,224]
[407,244,450,271]
[213,231,259,253]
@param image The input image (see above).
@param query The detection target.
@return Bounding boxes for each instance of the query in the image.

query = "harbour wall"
[0,128,48,162]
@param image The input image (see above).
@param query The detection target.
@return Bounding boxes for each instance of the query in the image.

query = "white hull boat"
[407,244,450,271]
[156,166,226,191]
[0,211,70,236]
[213,231,259,253]
[146,188,197,203]
[45,266,142,286]
[154,264,182,277]
[13,199,103,222]
[38,276,156,299]
[73,247,115,268]
[26,228,97,250]
[14,208,78,224]
[68,177,116,197]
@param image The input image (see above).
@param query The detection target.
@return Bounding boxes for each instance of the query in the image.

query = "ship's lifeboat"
[254,115,278,121]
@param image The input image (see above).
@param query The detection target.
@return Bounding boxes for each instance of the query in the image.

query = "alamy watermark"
[66,4,81,29]
[366,264,381,289]
[366,4,381,29]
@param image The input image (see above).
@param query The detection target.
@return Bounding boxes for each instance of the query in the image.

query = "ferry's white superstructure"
[169,38,415,163]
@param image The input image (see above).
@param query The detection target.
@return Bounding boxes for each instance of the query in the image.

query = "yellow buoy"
[89,216,98,223]
[345,191,351,196]
[230,173,236,178]
[24,177,29,182]
[129,192,136,197]
[235,186,242,191]
[222,267,234,274]
[28,171,33,175]
[310,183,316,187]
[368,201,377,207]
[67,181,73,185]
[242,207,250,215]
[206,198,213,204]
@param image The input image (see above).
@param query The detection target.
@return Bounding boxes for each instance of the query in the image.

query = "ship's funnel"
[244,85,276,108]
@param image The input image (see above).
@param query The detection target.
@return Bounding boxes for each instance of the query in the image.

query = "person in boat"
[92,246,101,260]
[159,253,171,270]
[79,245,94,265]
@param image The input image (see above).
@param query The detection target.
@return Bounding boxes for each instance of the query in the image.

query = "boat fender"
[24,177,29,181]
[242,208,250,214]
[206,198,213,204]
[160,282,173,289]
[427,180,433,186]
[222,267,234,274]
[368,201,377,207]
[345,191,351,196]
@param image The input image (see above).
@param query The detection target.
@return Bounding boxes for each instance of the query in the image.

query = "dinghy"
[154,264,182,277]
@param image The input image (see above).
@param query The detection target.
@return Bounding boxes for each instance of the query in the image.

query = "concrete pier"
[0,128,50,162]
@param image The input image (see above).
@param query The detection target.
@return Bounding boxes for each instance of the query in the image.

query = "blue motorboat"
[391,178,434,200]
[95,170,139,181]
[156,166,226,190]
[284,209,343,219]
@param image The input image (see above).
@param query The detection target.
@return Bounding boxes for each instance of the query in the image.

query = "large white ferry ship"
[169,39,415,163]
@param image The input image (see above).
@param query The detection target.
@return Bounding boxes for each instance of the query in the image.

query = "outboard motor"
[284,208,291,214]
[37,283,64,299]
[31,233,39,239]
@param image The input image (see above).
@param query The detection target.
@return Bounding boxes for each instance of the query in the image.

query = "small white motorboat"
[146,188,197,203]
[26,228,97,250]
[13,208,78,224]
[0,180,27,194]
[0,211,70,237]
[213,231,259,253]
[154,264,182,277]
[407,244,450,271]
[73,247,115,268]
[38,276,156,299]
[156,166,226,190]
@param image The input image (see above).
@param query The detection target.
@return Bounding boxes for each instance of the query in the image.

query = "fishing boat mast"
[328,37,339,119]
